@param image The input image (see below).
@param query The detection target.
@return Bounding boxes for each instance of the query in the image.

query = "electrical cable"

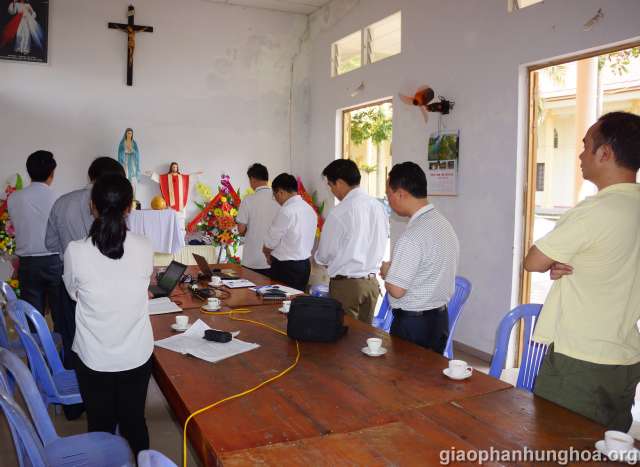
[181,307,300,467]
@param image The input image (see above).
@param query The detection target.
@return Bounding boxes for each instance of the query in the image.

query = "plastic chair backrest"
[138,450,178,467]
[372,292,392,332]
[8,306,61,404]
[0,281,18,349]
[443,276,472,359]
[0,386,47,467]
[0,348,58,445]
[18,301,65,375]
[489,303,547,392]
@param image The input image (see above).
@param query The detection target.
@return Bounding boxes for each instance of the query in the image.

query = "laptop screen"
[157,261,187,292]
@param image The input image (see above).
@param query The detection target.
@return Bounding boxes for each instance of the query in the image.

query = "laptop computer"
[148,261,187,298]
[192,253,236,280]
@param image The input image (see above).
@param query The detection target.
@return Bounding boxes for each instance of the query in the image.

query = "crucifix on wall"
[108,5,153,86]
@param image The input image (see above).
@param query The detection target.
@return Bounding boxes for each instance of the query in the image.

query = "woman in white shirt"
[63,173,154,456]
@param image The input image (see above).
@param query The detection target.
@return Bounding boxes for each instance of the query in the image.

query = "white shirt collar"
[283,194,301,207]
[255,185,270,192]
[342,186,364,202]
[408,203,434,227]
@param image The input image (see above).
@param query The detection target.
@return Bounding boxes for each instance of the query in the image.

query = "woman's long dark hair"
[89,174,133,260]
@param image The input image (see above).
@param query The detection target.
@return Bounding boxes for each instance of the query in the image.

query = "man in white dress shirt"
[236,163,280,277]
[315,159,388,323]
[7,150,62,329]
[263,173,316,292]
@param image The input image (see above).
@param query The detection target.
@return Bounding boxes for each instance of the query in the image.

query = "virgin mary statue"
[117,128,141,185]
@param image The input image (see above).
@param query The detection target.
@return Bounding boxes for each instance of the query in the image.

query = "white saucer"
[201,305,222,312]
[443,368,472,380]
[361,346,387,357]
[171,323,190,332]
[595,440,640,463]
[278,307,290,314]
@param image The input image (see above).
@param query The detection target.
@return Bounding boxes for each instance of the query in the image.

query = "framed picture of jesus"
[0,0,48,64]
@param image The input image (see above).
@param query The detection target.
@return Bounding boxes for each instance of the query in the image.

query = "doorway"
[521,45,640,304]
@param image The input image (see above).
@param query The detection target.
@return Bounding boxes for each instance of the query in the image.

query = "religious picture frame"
[0,0,49,64]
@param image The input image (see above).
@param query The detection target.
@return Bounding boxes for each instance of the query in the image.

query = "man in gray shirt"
[380,162,459,353]
[8,151,61,328]
[46,157,125,367]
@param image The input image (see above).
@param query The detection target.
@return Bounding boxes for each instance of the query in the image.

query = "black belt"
[392,304,447,318]
[332,273,377,280]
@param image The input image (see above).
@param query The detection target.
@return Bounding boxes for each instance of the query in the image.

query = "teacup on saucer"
[171,323,189,332]
[202,304,221,312]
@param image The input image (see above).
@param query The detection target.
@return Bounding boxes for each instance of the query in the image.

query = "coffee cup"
[175,315,188,328]
[448,360,472,378]
[209,276,222,287]
[604,430,634,453]
[207,297,221,310]
[282,300,291,312]
[366,337,383,354]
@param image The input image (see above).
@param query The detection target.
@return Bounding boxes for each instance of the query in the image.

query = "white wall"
[303,0,640,354]
[0,0,309,221]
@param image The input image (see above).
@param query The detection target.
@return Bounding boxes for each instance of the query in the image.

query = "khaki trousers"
[329,277,380,324]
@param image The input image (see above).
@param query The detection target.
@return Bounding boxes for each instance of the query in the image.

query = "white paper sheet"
[154,319,259,363]
[222,279,256,288]
[148,297,183,315]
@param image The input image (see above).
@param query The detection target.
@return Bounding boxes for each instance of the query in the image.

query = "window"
[553,128,558,149]
[330,11,402,77]
[365,11,401,65]
[331,31,362,77]
[536,163,545,192]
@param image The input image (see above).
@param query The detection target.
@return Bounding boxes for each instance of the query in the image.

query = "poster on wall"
[0,0,48,64]
[427,131,459,196]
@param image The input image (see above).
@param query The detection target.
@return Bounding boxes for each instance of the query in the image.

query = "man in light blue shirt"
[7,151,61,329]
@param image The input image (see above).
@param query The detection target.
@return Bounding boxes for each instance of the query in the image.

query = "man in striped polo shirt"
[380,162,460,353]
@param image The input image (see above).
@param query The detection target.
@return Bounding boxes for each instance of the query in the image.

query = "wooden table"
[151,265,514,465]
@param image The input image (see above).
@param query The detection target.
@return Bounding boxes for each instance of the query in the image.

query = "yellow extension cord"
[181,308,300,467]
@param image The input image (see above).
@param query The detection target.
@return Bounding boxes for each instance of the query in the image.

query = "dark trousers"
[75,357,152,457]
[248,267,272,278]
[390,306,449,354]
[270,257,310,292]
[18,255,62,332]
[57,283,77,369]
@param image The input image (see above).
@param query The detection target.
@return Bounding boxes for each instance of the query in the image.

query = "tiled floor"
[0,349,492,466]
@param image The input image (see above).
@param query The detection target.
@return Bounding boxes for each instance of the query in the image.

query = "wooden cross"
[108,5,153,86]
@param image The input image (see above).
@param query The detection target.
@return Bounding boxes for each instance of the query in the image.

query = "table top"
[221,389,612,466]
[151,264,615,466]
[150,267,512,465]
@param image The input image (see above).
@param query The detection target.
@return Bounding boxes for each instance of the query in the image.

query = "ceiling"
[203,0,332,15]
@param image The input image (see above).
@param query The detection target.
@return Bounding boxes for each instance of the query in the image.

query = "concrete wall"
[0,0,310,221]
[303,0,640,354]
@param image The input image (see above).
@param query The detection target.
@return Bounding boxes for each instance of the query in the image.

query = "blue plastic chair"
[373,276,471,359]
[443,276,472,359]
[9,300,82,408]
[489,304,547,392]
[138,450,178,467]
[0,281,63,357]
[0,348,135,467]
[372,293,393,332]
[310,284,329,298]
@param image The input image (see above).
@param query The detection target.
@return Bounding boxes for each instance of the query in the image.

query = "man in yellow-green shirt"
[524,111,640,431]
